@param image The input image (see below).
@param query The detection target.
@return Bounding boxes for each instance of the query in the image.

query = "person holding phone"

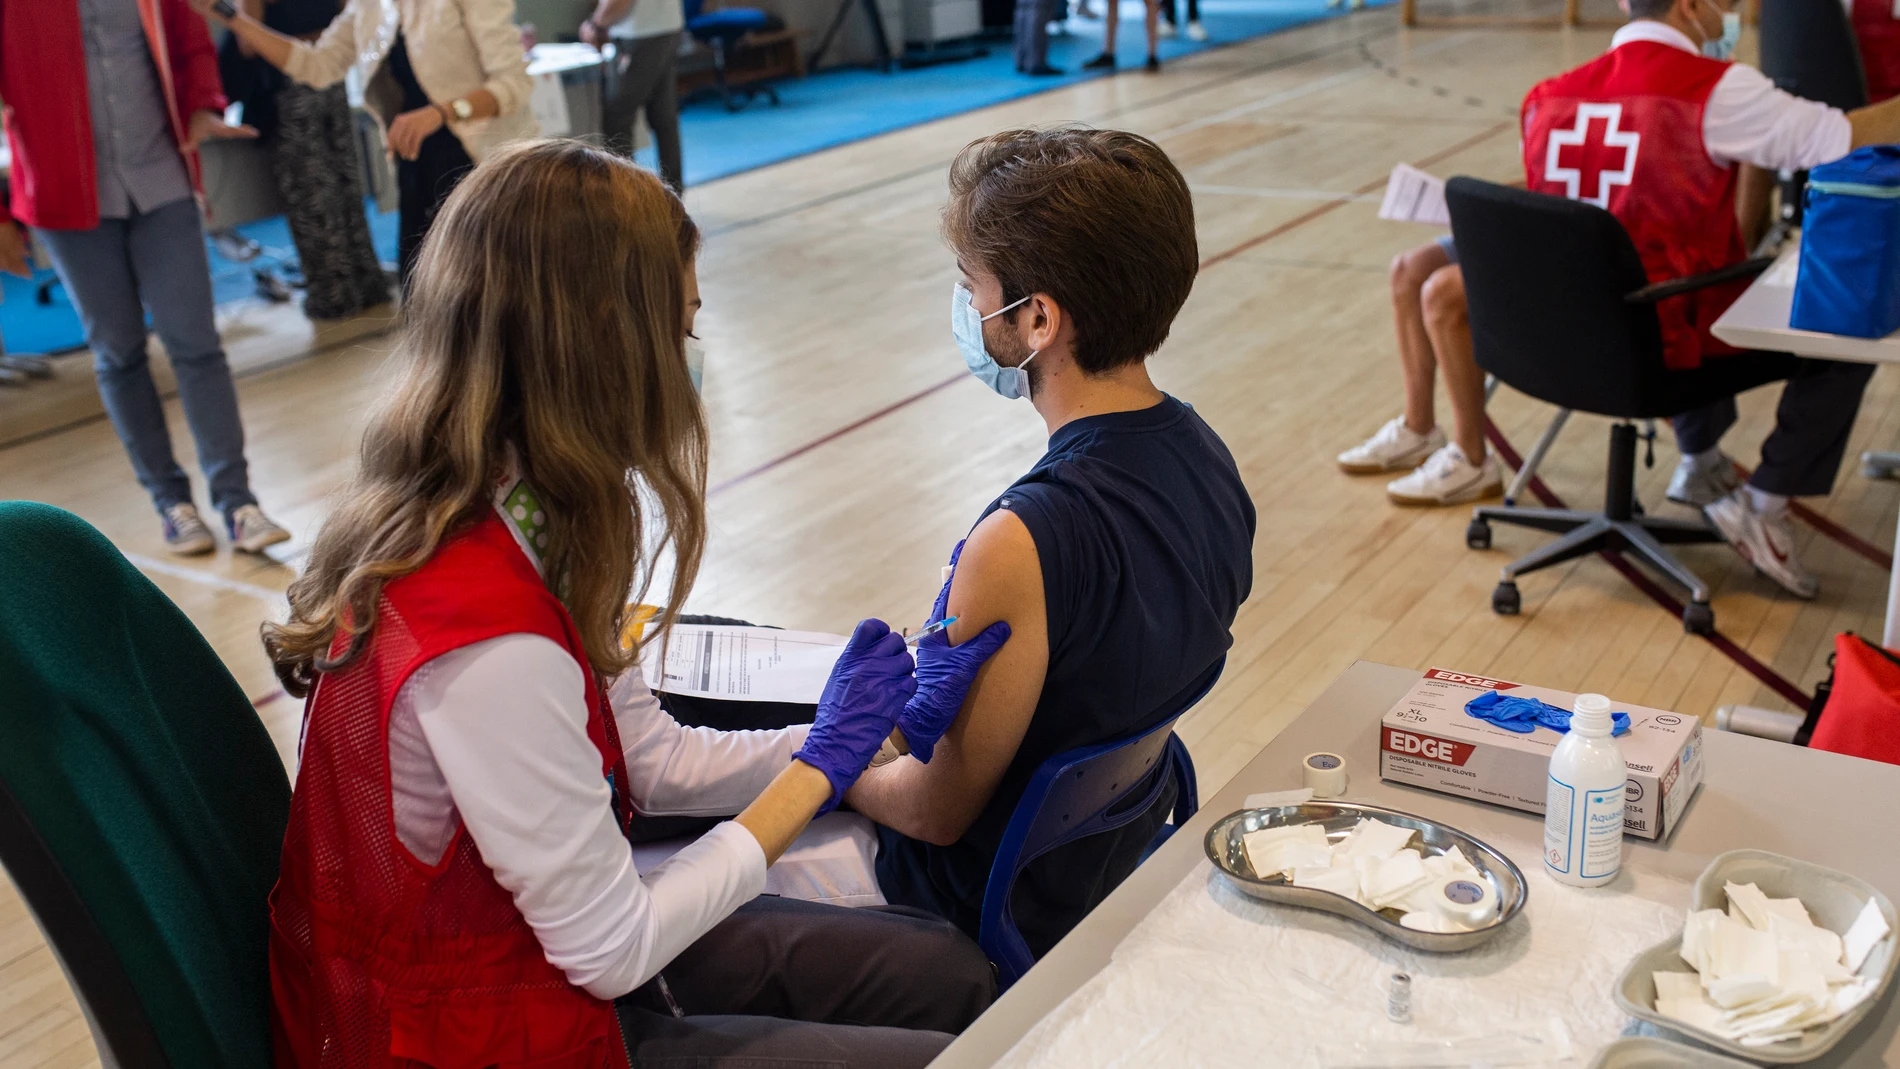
[194,0,538,286]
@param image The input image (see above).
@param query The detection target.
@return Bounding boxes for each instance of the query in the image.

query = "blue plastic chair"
[977,658,1223,989]
[682,0,783,110]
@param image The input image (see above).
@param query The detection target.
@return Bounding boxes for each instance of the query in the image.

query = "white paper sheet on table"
[528,72,572,136]
[994,826,1691,1069]
[1378,163,1452,227]
[639,625,846,703]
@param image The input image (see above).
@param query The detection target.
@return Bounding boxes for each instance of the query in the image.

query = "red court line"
[709,372,966,497]
[1483,417,1814,710]
[1198,121,1514,271]
[251,687,290,709]
[1731,463,1893,572]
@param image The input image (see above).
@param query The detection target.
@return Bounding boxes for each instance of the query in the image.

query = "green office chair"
[0,501,290,1068]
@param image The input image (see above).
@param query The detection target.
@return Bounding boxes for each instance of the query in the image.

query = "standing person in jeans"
[201,0,538,287]
[0,0,291,556]
[581,0,685,190]
[1012,0,1065,76]
[233,0,391,320]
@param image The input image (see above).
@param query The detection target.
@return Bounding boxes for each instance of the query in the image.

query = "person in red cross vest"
[1851,0,1900,103]
[260,140,1004,1069]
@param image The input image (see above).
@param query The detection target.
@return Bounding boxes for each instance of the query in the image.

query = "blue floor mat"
[3,0,1374,353]
[646,0,1384,186]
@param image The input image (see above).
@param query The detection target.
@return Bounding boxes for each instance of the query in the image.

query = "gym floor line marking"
[1190,185,1382,201]
[1482,417,1814,709]
[712,121,1513,498]
[123,551,288,604]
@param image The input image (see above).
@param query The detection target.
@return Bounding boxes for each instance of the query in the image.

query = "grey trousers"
[1013,0,1057,70]
[1671,356,1876,497]
[605,33,684,190]
[34,199,256,516]
[617,895,996,1067]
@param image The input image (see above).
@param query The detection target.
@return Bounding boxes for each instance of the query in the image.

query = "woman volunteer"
[195,0,536,285]
[260,141,999,1068]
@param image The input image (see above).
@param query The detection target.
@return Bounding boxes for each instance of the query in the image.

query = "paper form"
[1377,162,1452,227]
[640,625,848,703]
[528,72,572,137]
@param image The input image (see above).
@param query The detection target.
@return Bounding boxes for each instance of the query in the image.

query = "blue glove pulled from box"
[1465,690,1630,736]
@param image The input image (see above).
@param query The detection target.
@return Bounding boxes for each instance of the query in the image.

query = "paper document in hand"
[640,625,847,703]
[1378,162,1451,227]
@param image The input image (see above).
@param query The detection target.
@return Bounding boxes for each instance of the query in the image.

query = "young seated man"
[1336,234,1498,507]
[651,127,1256,958]
[844,127,1256,955]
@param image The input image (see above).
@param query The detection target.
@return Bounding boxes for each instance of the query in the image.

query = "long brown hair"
[264,139,706,697]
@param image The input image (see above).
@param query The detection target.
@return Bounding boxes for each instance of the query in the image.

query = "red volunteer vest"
[269,516,633,1069]
[1522,40,1749,370]
[1853,0,1900,103]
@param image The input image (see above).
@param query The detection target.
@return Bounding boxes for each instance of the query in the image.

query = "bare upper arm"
[844,507,1049,844]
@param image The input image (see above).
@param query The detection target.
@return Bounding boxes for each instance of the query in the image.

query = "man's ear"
[1026,293,1064,352]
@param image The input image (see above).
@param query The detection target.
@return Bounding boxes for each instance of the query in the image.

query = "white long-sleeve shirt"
[1610,22,1854,171]
[389,639,809,1000]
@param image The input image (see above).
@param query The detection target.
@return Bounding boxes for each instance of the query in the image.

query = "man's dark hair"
[1627,0,1675,20]
[943,126,1198,375]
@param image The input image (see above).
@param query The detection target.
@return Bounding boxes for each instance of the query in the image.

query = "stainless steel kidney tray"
[1203,801,1529,952]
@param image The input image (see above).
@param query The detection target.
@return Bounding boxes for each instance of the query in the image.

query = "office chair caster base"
[1861,451,1900,480]
[1492,581,1521,616]
[1681,601,1714,636]
[1466,519,1492,550]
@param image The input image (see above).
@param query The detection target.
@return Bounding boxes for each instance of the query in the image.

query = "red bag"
[1807,634,1900,766]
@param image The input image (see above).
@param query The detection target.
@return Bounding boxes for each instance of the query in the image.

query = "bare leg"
[1103,0,1118,53]
[1391,242,1452,437]
[1145,0,1160,59]
[1421,264,1485,461]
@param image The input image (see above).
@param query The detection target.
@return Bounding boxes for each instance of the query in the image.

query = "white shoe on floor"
[162,503,216,556]
[1666,451,1741,507]
[1704,489,1818,599]
[1185,18,1207,38]
[1386,443,1502,506]
[228,504,292,554]
[1157,18,1176,36]
[1338,416,1445,474]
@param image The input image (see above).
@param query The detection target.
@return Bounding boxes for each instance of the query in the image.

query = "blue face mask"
[1697,1,1740,59]
[952,283,1038,400]
[685,340,706,392]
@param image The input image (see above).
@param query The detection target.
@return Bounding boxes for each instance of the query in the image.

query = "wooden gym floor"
[2,4,1894,1063]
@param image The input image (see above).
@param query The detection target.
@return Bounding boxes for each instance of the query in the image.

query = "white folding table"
[930,661,1900,1068]
[1710,243,1900,646]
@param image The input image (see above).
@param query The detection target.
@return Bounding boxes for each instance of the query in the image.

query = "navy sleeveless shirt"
[876,394,1255,955]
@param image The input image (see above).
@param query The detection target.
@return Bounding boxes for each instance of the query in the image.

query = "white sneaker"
[1704,489,1818,599]
[1157,18,1176,36]
[1386,443,1503,506]
[1666,452,1741,508]
[227,504,292,554]
[162,503,216,556]
[1186,18,1207,38]
[1338,417,1445,474]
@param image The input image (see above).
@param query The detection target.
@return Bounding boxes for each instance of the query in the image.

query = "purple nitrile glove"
[896,540,1012,763]
[794,618,917,812]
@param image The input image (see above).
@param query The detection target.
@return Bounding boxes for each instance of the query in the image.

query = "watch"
[449,98,474,121]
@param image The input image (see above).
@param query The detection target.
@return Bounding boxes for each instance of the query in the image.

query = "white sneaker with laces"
[1704,489,1818,599]
[1666,452,1741,507]
[1185,18,1207,38]
[162,503,215,556]
[228,504,292,554]
[1338,416,1445,474]
[1386,443,1503,506]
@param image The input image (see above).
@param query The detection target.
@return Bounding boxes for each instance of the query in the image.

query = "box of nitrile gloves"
[1379,668,1704,841]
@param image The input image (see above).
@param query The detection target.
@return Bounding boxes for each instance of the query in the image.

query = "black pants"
[1163,0,1198,22]
[395,127,476,290]
[605,33,684,190]
[616,879,996,1066]
[271,82,389,319]
[1671,356,1877,497]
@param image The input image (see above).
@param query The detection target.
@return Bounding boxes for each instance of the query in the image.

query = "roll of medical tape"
[1301,752,1347,797]
[1431,874,1500,927]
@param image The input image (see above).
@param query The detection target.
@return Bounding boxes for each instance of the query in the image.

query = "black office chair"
[1448,178,1794,635]
[1759,0,1868,231]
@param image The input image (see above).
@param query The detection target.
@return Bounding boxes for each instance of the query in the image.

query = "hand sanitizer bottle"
[1543,693,1625,888]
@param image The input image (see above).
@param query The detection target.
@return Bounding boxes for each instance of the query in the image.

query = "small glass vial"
[1386,972,1412,1024]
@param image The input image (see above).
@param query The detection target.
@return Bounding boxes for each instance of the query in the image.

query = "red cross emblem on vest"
[1545,103,1641,209]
